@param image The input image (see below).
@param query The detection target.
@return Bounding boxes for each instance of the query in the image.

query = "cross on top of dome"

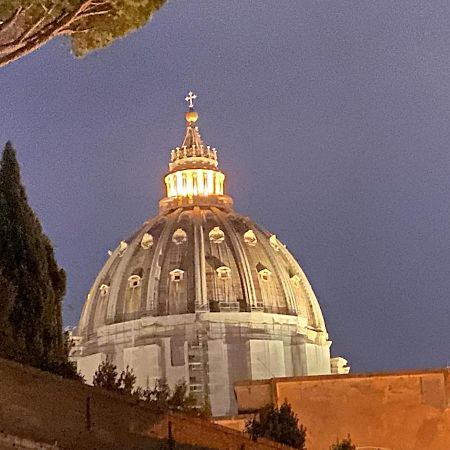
[185,91,197,109]
[185,91,199,124]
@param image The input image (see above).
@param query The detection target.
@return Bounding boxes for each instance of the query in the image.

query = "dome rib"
[212,207,258,310]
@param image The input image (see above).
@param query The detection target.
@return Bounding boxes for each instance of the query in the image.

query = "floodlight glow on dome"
[165,169,224,198]
[163,94,226,199]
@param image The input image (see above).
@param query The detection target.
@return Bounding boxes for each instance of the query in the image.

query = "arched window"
[125,273,143,315]
[118,240,128,257]
[141,232,153,249]
[269,234,280,252]
[99,284,110,297]
[290,274,301,287]
[244,229,257,246]
[172,228,187,245]
[209,226,225,244]
[128,275,141,289]
[258,268,272,282]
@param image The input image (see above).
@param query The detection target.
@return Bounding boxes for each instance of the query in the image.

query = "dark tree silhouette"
[0,272,15,358]
[140,379,197,413]
[93,358,136,394]
[245,401,307,449]
[330,435,357,450]
[0,141,77,378]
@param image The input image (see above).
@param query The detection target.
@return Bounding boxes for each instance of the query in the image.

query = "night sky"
[1,1,449,373]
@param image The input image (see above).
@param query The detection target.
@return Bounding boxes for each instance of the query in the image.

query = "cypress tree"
[0,141,73,374]
[0,271,15,358]
[41,237,65,365]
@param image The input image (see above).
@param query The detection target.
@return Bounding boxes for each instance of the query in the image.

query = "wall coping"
[235,367,450,387]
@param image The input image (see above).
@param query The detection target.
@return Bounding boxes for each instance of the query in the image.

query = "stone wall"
[229,368,450,450]
[0,358,278,450]
[0,431,61,450]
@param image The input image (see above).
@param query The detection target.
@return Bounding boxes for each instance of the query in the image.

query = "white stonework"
[73,312,332,416]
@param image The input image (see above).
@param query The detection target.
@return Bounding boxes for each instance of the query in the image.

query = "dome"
[73,93,347,417]
[77,205,327,337]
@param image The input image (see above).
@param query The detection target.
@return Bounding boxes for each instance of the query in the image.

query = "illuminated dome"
[73,93,348,416]
[77,206,327,335]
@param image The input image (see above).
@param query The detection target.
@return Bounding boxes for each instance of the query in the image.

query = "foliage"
[93,358,120,390]
[44,331,82,380]
[139,378,171,409]
[93,358,136,394]
[0,0,166,68]
[0,141,78,379]
[329,435,356,450]
[198,393,212,419]
[117,363,137,395]
[245,401,307,449]
[92,360,199,414]
[140,379,197,413]
[0,272,15,359]
[168,380,197,411]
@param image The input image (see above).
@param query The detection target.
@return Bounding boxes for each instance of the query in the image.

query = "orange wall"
[232,369,450,450]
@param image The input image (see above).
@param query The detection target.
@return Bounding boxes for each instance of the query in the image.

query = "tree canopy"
[0,141,77,378]
[245,402,307,449]
[0,0,166,68]
[93,358,136,394]
[139,378,197,413]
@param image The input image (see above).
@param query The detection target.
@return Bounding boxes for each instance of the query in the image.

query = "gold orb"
[185,110,199,123]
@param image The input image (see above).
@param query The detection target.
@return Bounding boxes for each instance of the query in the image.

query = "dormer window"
[172,228,187,245]
[128,275,142,289]
[170,269,184,282]
[290,274,301,287]
[244,229,257,246]
[209,226,225,244]
[141,232,153,249]
[216,266,231,280]
[258,268,272,282]
[118,240,128,257]
[269,234,280,252]
[99,284,110,297]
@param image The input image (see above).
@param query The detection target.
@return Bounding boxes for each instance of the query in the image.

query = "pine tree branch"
[0,0,109,68]
[62,28,91,36]
[18,6,56,45]
[64,1,112,28]
[61,6,113,32]
[0,10,67,53]
[0,7,24,34]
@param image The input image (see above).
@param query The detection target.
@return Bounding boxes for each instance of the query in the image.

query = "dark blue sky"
[1,1,449,373]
